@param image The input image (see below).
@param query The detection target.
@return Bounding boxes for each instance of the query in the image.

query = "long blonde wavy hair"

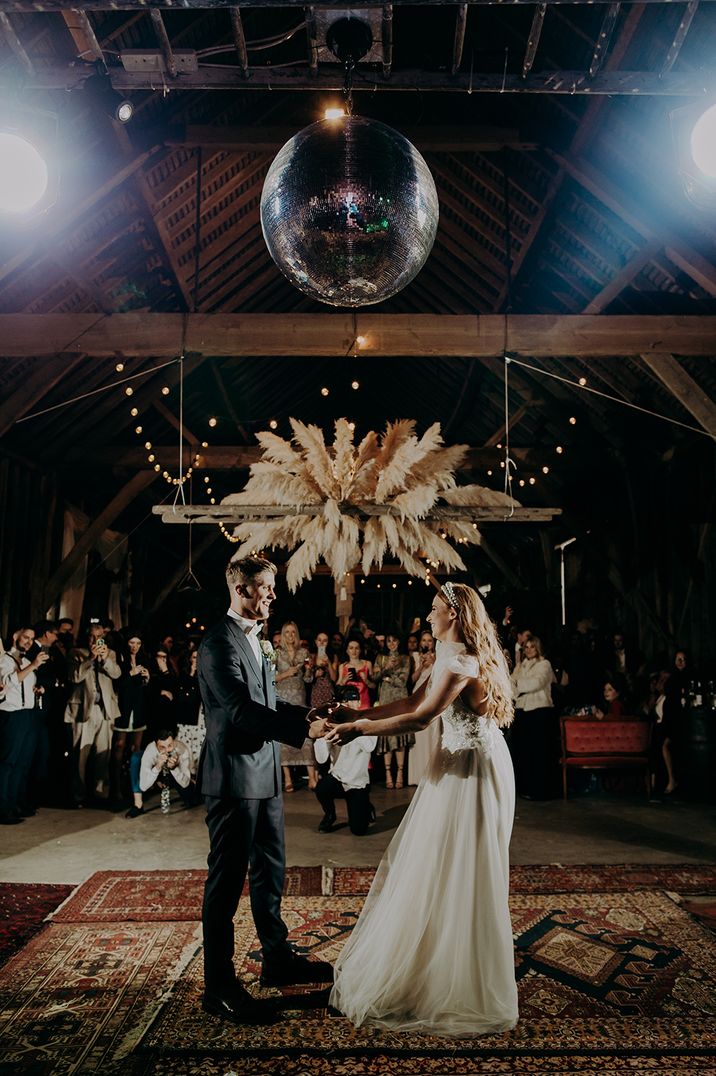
[442,583,514,727]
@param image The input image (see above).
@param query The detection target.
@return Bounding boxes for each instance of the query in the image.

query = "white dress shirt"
[139,740,192,792]
[227,608,263,669]
[0,650,36,711]
[314,733,378,791]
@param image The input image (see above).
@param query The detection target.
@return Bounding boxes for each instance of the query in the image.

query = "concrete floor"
[1,786,715,885]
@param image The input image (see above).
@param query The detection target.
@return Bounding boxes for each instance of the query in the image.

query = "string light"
[529,477,536,485]
[202,441,208,448]
[204,476,210,484]
[556,446,564,454]
[356,335,366,347]
[569,416,577,425]
[148,453,155,462]
[130,407,138,417]
[542,465,550,474]
[208,417,217,428]
[115,362,124,373]
[360,577,365,584]
[125,387,133,397]
[144,441,152,450]
[161,386,170,395]
[519,479,526,487]
[135,425,142,434]
[407,579,413,586]
[321,387,329,397]
[269,419,278,429]
[351,380,360,390]
[578,377,587,387]
[487,469,493,476]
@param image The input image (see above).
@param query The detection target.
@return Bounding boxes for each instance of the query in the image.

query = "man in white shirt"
[0,626,49,824]
[314,687,377,835]
[138,729,194,805]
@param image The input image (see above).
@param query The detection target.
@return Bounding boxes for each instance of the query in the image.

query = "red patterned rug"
[49,864,716,922]
[2,867,716,1075]
[0,883,74,968]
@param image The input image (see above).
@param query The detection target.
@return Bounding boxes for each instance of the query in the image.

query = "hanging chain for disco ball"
[259,17,439,308]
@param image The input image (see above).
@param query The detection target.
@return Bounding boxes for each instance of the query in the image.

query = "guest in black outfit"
[196,555,331,1026]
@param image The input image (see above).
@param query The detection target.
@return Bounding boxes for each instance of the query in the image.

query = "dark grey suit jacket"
[197,615,308,799]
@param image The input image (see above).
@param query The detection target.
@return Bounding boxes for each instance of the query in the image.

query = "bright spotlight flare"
[690,103,716,179]
[0,132,49,214]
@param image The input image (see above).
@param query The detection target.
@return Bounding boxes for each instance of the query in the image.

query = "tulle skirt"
[330,731,518,1036]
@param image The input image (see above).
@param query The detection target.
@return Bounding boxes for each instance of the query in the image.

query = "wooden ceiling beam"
[0,356,86,438]
[1,314,714,358]
[640,353,716,438]
[661,0,699,74]
[9,63,711,96]
[583,241,661,314]
[588,2,621,78]
[167,124,535,153]
[554,153,716,298]
[494,3,645,311]
[0,11,34,73]
[451,4,468,75]
[43,470,158,610]
[522,3,547,78]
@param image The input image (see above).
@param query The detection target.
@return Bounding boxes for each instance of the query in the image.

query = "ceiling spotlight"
[84,66,134,124]
[690,102,716,179]
[0,131,49,215]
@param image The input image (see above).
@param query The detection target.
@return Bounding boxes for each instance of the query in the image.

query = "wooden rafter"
[44,470,157,609]
[661,0,699,74]
[554,153,716,299]
[640,353,716,439]
[0,11,34,73]
[0,356,86,438]
[229,6,250,77]
[451,4,468,75]
[522,3,546,78]
[0,314,713,359]
[588,2,620,78]
[7,64,712,96]
[583,241,661,313]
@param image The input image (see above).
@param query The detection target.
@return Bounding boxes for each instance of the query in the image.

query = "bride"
[323,582,518,1037]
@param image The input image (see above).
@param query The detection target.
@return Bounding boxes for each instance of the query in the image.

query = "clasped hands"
[307,702,363,745]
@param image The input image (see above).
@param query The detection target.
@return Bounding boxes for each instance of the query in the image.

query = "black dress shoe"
[260,950,333,987]
[202,986,279,1025]
[318,812,336,833]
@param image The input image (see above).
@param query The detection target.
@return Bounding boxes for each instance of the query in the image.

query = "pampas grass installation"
[223,419,517,591]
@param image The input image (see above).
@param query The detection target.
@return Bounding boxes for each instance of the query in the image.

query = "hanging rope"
[503,352,516,518]
[17,359,179,423]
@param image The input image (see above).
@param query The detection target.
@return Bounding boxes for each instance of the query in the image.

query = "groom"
[197,555,331,1025]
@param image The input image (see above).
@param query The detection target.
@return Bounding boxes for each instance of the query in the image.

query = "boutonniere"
[260,639,277,669]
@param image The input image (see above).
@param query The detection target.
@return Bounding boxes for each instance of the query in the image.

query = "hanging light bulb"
[135,426,143,434]
[542,465,550,474]
[144,441,152,450]
[269,419,278,430]
[569,416,577,425]
[125,387,133,397]
[208,417,218,428]
[161,386,170,395]
[130,407,138,417]
[351,380,360,390]
[556,446,564,454]
[321,387,330,397]
[115,362,124,373]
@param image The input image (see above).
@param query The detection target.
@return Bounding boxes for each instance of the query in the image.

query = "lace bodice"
[430,642,501,756]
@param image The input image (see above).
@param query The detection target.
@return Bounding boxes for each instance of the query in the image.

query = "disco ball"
[260,115,439,307]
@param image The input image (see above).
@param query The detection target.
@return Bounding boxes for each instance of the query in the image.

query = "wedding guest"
[594,678,627,719]
[176,648,205,779]
[0,626,49,823]
[314,686,377,835]
[137,728,195,810]
[307,631,337,712]
[27,620,66,807]
[648,670,678,796]
[113,632,150,811]
[373,633,412,789]
[146,646,178,741]
[64,622,121,806]
[337,638,374,710]
[56,618,75,653]
[276,622,315,792]
[406,633,419,662]
[511,637,558,799]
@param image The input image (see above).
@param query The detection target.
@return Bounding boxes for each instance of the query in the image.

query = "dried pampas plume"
[223,419,517,591]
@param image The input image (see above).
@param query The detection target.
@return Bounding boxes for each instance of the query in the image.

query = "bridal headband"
[441,582,460,611]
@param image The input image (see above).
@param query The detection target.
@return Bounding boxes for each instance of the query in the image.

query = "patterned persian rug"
[0,883,74,968]
[1,867,715,1075]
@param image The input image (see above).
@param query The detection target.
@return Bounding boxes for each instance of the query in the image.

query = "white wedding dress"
[330,641,518,1037]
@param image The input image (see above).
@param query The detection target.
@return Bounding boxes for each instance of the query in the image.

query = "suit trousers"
[315,773,373,835]
[0,708,38,815]
[202,793,289,992]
